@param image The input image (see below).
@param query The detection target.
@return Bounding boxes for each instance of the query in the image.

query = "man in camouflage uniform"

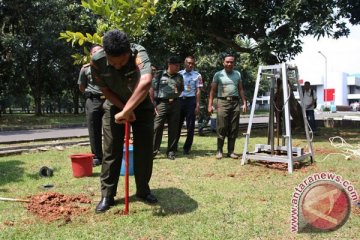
[78,45,104,166]
[150,56,184,160]
[91,29,157,213]
[198,84,210,136]
[208,53,247,160]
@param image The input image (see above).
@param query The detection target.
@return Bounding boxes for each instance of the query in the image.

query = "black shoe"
[95,197,115,213]
[227,153,239,159]
[153,150,159,158]
[136,193,158,205]
[216,151,223,160]
[198,129,205,136]
[93,158,102,167]
[167,151,176,160]
[183,150,190,155]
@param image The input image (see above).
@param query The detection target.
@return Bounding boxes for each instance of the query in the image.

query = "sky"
[290,24,360,84]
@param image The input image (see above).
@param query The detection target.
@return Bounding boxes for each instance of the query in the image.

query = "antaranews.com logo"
[291,172,359,233]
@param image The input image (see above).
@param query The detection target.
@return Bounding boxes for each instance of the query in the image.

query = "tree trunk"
[274,78,304,134]
[289,91,304,130]
[73,89,79,114]
[26,68,43,116]
[34,96,42,116]
[264,56,305,132]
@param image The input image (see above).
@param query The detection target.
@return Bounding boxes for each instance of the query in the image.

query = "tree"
[151,0,358,62]
[1,0,97,115]
[141,0,359,128]
[59,0,159,64]
[58,0,360,127]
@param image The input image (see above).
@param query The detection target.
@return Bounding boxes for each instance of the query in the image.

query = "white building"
[255,71,360,110]
[299,72,360,107]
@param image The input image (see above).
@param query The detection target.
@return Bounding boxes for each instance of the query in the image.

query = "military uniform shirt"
[213,69,242,97]
[152,70,183,99]
[178,70,203,97]
[78,64,103,94]
[90,44,152,103]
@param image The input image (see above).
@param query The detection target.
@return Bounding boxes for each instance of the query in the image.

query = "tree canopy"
[142,0,359,64]
[1,0,359,115]
[0,0,97,115]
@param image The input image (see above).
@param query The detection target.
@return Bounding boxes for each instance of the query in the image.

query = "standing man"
[78,45,104,167]
[175,56,203,155]
[91,29,157,213]
[303,81,317,135]
[150,56,184,160]
[208,53,247,160]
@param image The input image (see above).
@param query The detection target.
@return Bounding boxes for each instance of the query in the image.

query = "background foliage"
[1,0,359,115]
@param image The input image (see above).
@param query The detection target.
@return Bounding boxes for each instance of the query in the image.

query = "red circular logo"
[300,181,351,231]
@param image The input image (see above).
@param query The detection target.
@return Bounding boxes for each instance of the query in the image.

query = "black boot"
[216,138,224,159]
[95,197,115,213]
[227,138,239,159]
[198,128,205,136]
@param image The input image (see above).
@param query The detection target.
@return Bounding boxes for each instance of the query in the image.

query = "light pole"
[318,51,327,105]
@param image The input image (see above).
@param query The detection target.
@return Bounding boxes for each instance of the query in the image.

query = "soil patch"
[255,160,314,171]
[314,148,338,155]
[352,204,360,216]
[26,192,92,222]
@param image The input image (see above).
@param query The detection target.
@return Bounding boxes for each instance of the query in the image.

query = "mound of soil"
[256,160,313,171]
[26,192,92,222]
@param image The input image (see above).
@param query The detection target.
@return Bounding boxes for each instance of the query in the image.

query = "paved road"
[0,127,89,144]
[0,117,267,144]
[1,112,359,144]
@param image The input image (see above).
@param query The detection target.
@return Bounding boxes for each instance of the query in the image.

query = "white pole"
[318,51,327,105]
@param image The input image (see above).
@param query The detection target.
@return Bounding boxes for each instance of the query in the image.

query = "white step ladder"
[241,63,314,173]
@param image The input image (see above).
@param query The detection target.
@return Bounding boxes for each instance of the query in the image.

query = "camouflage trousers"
[197,106,210,132]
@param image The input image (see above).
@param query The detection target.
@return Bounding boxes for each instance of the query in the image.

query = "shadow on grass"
[151,187,198,216]
[153,148,216,160]
[0,160,25,187]
[24,167,101,179]
[91,172,101,177]
[113,188,198,216]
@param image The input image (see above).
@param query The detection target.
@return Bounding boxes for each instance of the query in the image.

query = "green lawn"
[0,114,86,129]
[0,128,359,239]
[0,112,268,130]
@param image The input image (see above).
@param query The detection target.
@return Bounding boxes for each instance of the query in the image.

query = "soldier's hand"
[242,103,247,113]
[195,105,200,115]
[114,111,136,124]
[207,106,212,115]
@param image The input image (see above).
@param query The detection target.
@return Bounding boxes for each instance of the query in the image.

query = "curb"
[2,134,89,145]
[0,140,90,157]
[0,123,87,132]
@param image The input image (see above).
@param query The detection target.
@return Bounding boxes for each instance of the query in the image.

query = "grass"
[0,110,267,130]
[0,114,86,129]
[0,128,359,239]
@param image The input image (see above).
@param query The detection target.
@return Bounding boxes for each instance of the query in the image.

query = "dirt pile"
[26,192,92,222]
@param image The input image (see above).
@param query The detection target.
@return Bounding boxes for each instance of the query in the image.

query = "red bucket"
[69,154,94,178]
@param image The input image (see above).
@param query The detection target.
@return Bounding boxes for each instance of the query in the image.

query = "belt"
[156,98,178,103]
[218,96,239,101]
[96,95,106,100]
[85,92,105,99]
[181,96,196,100]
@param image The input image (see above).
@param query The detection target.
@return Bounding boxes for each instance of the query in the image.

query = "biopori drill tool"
[123,121,130,215]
